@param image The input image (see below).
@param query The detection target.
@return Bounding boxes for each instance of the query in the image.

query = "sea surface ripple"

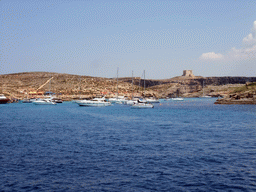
[1,98,256,191]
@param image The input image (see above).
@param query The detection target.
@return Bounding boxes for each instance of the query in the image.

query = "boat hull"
[131,103,154,108]
[0,94,10,104]
[33,101,57,105]
[108,98,127,104]
[76,100,111,107]
[78,102,111,107]
[125,100,138,105]
[0,99,9,104]
[172,98,184,101]
[145,99,160,103]
[22,100,32,103]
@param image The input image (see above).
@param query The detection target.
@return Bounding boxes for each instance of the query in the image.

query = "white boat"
[76,97,111,107]
[172,98,184,101]
[131,70,154,109]
[131,102,154,108]
[33,78,57,105]
[33,97,57,105]
[0,94,9,104]
[108,68,129,104]
[171,91,184,101]
[124,98,138,105]
[123,71,139,105]
[22,97,38,103]
[145,97,160,103]
[108,96,127,104]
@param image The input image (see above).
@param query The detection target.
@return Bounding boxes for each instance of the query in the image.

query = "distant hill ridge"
[0,72,256,100]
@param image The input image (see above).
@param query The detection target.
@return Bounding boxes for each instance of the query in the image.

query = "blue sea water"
[0,98,256,192]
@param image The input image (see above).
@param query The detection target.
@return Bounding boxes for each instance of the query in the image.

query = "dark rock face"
[214,99,256,105]
[201,77,256,86]
[1,72,256,101]
[131,76,256,98]
[126,76,256,88]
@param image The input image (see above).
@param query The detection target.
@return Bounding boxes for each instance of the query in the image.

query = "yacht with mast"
[172,89,184,101]
[76,96,111,107]
[108,67,128,104]
[131,70,154,108]
[124,70,138,105]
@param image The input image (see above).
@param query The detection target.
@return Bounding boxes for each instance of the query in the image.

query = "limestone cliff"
[214,82,256,104]
[0,72,255,102]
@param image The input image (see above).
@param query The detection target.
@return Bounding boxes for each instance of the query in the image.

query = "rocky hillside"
[214,82,256,104]
[139,76,256,98]
[0,72,157,101]
[0,72,255,102]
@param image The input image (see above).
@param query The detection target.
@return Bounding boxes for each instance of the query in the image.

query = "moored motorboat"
[0,94,9,104]
[33,97,57,105]
[172,98,184,101]
[131,102,154,108]
[108,96,127,104]
[145,97,160,103]
[76,97,111,107]
[124,98,138,105]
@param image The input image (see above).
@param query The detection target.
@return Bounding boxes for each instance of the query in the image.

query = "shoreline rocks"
[214,82,256,105]
[1,72,256,104]
[214,98,256,105]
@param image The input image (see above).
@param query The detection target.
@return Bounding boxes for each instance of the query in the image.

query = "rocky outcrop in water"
[214,82,256,104]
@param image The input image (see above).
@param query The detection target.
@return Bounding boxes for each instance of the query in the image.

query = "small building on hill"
[182,70,194,77]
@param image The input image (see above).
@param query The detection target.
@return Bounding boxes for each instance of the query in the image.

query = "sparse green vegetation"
[248,82,256,87]
[232,82,256,93]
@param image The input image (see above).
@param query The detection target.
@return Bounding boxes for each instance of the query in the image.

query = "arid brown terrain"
[0,72,256,104]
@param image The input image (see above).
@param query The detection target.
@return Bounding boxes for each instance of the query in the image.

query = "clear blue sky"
[1,0,256,79]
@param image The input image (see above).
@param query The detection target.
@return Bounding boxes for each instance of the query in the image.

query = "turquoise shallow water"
[1,98,256,191]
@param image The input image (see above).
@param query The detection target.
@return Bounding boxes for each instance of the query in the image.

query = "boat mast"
[116,67,119,99]
[79,76,81,99]
[144,70,145,98]
[132,70,134,100]
[203,80,204,97]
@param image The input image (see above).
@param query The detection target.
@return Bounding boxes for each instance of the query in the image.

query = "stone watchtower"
[182,70,194,77]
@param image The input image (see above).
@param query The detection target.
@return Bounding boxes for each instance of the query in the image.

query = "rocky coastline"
[214,82,256,104]
[0,72,255,104]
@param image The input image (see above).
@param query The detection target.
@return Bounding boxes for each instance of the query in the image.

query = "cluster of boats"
[22,96,62,105]
[0,93,159,108]
[75,96,159,108]
[1,93,189,108]
[0,94,159,108]
[1,69,194,107]
[75,69,158,108]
